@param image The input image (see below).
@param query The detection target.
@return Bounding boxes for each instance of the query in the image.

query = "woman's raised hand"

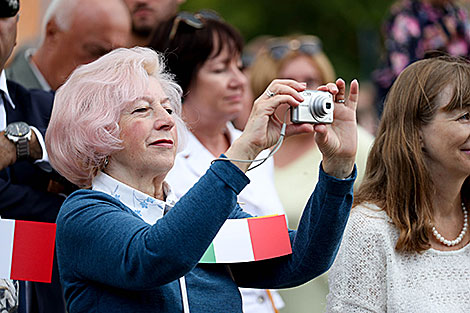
[315,78,358,179]
[226,79,314,171]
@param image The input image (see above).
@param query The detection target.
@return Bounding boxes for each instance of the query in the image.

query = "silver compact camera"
[291,90,334,124]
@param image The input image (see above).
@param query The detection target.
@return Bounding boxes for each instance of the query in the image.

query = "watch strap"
[16,136,30,159]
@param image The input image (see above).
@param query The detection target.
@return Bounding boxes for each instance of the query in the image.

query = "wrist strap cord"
[212,109,290,172]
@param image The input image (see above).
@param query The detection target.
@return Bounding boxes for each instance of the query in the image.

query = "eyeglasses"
[0,0,19,18]
[267,36,323,60]
[169,10,222,40]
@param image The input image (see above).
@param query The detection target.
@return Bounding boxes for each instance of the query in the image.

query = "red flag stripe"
[247,215,292,261]
[10,220,56,283]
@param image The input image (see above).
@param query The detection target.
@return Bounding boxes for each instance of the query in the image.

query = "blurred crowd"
[1,0,470,312]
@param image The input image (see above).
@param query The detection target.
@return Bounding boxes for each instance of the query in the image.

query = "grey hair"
[39,0,79,45]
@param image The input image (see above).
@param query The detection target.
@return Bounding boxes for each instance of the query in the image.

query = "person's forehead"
[66,7,129,45]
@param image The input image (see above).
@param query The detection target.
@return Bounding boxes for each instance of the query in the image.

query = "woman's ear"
[418,129,425,149]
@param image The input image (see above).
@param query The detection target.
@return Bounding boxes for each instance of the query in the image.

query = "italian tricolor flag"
[200,215,292,263]
[0,219,56,283]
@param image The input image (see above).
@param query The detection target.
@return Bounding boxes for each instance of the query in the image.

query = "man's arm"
[0,130,42,171]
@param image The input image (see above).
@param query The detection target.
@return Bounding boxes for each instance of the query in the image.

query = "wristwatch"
[4,121,32,160]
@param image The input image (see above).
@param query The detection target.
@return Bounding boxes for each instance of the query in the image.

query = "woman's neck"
[183,104,231,157]
[193,129,231,157]
[104,167,166,201]
[432,179,464,218]
[274,133,317,168]
[428,162,467,217]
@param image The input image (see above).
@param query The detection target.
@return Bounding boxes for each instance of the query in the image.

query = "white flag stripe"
[213,219,254,263]
[0,219,15,279]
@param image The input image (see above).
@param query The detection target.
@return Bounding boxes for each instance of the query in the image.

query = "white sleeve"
[326,208,388,313]
[30,126,52,172]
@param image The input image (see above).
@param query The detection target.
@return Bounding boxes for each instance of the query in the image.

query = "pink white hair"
[46,47,185,187]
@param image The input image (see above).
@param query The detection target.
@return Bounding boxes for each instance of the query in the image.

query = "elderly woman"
[45,46,359,313]
[327,54,470,312]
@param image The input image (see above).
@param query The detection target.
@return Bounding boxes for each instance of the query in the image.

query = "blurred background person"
[45,46,359,313]
[328,54,470,312]
[248,34,374,226]
[373,0,470,116]
[232,35,273,131]
[241,34,375,313]
[6,0,131,91]
[124,0,185,47]
[148,11,288,313]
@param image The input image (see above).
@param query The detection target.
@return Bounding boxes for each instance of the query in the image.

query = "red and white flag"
[200,215,292,263]
[0,219,56,283]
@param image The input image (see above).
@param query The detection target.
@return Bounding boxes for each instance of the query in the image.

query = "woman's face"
[279,54,322,90]
[420,85,470,179]
[110,76,178,178]
[275,54,322,120]
[185,45,247,122]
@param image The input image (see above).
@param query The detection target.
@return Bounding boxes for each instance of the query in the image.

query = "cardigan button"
[256,296,265,304]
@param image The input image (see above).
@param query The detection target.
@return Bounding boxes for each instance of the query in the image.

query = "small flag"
[200,215,292,263]
[0,219,56,283]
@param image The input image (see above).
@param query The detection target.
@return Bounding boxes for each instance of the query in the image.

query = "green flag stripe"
[199,242,216,263]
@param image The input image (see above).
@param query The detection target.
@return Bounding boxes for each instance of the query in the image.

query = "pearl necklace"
[432,202,468,247]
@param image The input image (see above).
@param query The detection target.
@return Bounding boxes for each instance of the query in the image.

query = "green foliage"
[181,0,395,82]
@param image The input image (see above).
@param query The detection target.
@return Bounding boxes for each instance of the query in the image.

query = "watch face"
[6,122,30,137]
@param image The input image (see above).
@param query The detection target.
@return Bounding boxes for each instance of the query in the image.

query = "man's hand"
[0,131,16,170]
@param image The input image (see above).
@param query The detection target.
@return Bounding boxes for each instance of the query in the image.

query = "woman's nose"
[229,66,247,88]
[154,107,175,130]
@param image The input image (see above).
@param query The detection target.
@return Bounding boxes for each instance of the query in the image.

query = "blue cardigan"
[56,160,355,313]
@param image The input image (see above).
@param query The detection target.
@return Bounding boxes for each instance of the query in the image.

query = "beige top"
[274,125,373,229]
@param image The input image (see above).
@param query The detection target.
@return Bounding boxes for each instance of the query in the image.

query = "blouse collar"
[92,171,177,225]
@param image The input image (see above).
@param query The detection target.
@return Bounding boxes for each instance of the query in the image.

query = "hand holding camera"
[226,79,314,171]
[226,78,358,178]
[314,78,359,179]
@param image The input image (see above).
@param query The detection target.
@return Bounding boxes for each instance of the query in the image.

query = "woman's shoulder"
[339,203,398,258]
[64,189,121,205]
[348,203,395,235]
[60,189,126,217]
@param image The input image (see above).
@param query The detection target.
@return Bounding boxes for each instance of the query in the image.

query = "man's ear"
[44,18,62,45]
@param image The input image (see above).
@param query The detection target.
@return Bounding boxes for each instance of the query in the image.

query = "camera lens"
[310,95,330,117]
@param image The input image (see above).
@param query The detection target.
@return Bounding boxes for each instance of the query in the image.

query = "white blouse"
[327,203,470,313]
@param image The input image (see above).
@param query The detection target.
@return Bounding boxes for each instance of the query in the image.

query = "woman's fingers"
[334,79,346,103]
[263,79,306,101]
[264,94,303,111]
[346,79,359,110]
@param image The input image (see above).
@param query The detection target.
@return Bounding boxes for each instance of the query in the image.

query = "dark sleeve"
[0,82,67,222]
[0,164,64,223]
[57,160,250,290]
[228,164,356,289]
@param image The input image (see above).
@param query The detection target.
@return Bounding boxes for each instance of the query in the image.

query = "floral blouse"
[373,0,470,103]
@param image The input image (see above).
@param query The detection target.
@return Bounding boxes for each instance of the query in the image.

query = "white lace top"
[326,203,470,313]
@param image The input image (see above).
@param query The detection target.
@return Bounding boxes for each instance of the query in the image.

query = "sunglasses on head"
[0,0,19,18]
[169,10,222,40]
[267,36,323,60]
